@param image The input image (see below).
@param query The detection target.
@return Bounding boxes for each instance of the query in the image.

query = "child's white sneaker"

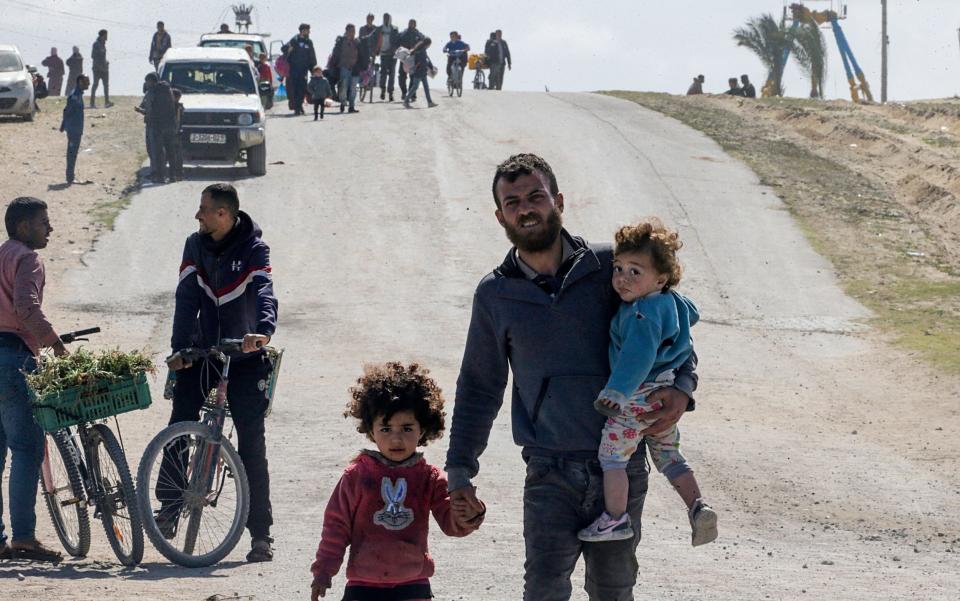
[689,498,718,546]
[577,511,634,542]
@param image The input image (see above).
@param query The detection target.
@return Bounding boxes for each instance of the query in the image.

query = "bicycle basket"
[31,372,152,432]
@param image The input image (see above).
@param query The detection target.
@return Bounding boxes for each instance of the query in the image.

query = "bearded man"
[444,153,699,600]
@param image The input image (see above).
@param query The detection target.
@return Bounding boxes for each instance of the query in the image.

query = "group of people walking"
[686,73,757,98]
[277,14,512,116]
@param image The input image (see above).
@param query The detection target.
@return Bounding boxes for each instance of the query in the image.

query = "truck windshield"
[161,62,255,94]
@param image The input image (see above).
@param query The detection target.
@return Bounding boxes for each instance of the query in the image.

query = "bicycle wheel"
[457,72,463,98]
[90,424,144,566]
[137,421,249,568]
[42,430,91,557]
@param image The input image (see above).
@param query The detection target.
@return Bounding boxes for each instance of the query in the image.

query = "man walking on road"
[445,154,698,600]
[41,48,64,96]
[398,19,423,101]
[375,12,400,101]
[331,24,361,114]
[149,21,172,72]
[90,29,112,108]
[285,24,317,115]
[485,30,511,90]
[0,196,67,564]
[165,183,278,563]
[60,74,89,185]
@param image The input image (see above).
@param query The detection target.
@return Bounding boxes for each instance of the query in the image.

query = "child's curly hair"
[345,362,446,446]
[614,217,684,290]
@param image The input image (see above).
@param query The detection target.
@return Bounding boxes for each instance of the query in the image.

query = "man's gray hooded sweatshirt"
[445,230,698,491]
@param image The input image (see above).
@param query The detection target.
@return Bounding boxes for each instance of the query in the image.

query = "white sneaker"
[577,512,634,542]
[689,499,718,546]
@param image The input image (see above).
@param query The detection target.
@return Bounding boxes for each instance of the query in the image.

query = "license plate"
[190,133,227,144]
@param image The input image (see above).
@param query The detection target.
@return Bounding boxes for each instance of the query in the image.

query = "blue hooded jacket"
[171,211,278,359]
[60,87,84,137]
[599,290,700,407]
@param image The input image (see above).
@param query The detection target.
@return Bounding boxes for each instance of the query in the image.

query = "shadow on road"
[0,559,245,580]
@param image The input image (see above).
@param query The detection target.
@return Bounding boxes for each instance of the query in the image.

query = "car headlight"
[237,113,254,126]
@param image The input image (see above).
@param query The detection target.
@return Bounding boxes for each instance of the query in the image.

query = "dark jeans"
[398,65,410,98]
[65,132,82,182]
[379,54,396,93]
[148,126,178,181]
[163,354,274,539]
[0,343,41,545]
[91,67,109,104]
[288,70,308,113]
[522,453,649,601]
[313,100,325,119]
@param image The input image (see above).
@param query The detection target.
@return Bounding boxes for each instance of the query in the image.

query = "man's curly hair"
[345,362,446,446]
[491,153,560,209]
[614,217,684,290]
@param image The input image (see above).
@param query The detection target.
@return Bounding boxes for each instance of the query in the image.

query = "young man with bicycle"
[443,31,470,87]
[0,197,66,563]
[165,183,278,563]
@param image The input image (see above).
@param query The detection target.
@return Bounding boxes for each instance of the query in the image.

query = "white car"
[198,32,276,108]
[158,47,268,176]
[0,45,36,121]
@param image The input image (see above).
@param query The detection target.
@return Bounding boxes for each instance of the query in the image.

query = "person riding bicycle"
[165,183,279,563]
[443,31,470,82]
[0,197,66,563]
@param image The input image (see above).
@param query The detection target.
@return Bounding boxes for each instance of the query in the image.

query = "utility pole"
[881,0,888,103]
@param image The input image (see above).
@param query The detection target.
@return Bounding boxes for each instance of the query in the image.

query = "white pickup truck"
[158,47,268,176]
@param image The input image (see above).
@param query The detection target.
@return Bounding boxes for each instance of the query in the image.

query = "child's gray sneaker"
[689,499,718,546]
[577,511,634,542]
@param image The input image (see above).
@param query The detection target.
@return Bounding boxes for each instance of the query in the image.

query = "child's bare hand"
[311,582,327,600]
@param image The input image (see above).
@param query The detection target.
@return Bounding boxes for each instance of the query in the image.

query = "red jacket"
[311,450,480,588]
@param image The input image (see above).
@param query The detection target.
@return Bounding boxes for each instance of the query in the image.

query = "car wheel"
[247,142,267,176]
[22,108,35,122]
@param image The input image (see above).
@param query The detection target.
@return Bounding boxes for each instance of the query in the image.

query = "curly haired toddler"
[578,218,718,547]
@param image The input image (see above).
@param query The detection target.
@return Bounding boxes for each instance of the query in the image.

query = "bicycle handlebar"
[60,326,101,344]
[175,338,265,362]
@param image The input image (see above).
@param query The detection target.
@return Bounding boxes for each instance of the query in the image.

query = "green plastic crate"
[31,372,152,432]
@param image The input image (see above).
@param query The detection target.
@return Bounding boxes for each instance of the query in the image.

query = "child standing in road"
[308,66,333,121]
[310,362,484,600]
[578,218,718,547]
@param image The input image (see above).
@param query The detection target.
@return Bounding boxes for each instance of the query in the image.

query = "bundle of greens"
[27,348,156,400]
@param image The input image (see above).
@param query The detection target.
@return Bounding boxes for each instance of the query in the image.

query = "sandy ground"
[1,91,959,601]
[606,92,960,373]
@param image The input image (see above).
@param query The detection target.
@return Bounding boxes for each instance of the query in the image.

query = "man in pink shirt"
[0,196,66,563]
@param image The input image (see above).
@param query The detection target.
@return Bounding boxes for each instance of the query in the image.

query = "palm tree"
[732,13,795,97]
[792,21,827,99]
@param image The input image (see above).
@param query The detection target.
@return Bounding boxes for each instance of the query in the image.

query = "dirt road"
[5,92,959,600]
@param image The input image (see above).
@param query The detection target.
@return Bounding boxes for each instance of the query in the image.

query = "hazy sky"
[3,0,959,101]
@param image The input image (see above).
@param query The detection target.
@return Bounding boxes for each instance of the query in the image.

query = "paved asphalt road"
[8,91,957,600]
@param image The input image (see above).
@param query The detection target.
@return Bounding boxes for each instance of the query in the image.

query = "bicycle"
[447,53,466,97]
[37,327,147,566]
[137,339,280,567]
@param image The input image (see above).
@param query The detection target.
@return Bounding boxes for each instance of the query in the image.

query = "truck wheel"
[247,142,267,176]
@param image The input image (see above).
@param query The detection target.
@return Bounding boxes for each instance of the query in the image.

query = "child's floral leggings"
[598,370,692,482]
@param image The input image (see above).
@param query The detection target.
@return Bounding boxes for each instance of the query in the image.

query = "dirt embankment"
[0,96,146,296]
[605,92,960,372]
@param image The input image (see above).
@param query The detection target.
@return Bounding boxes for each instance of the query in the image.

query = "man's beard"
[503,208,563,253]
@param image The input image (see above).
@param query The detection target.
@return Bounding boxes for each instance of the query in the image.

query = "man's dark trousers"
[522,454,649,601]
[91,67,109,105]
[288,70,308,113]
[165,354,274,539]
[148,126,178,181]
[66,132,82,182]
[379,55,396,95]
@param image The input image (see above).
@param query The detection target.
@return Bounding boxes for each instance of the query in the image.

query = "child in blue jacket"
[578,218,718,547]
